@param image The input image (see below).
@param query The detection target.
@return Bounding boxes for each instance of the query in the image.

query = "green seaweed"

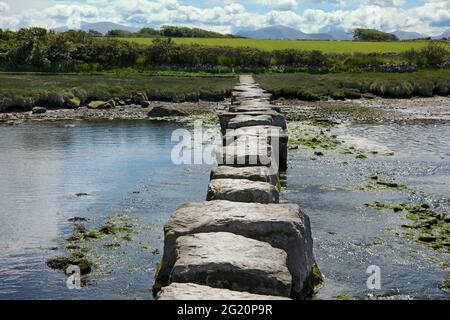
[46,252,93,275]
[337,293,354,300]
[439,278,450,293]
[365,202,450,252]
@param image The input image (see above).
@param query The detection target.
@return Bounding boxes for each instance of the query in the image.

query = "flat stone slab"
[210,166,277,185]
[228,115,273,129]
[153,200,315,299]
[216,138,273,168]
[156,283,291,300]
[219,111,286,133]
[222,126,288,172]
[229,105,281,113]
[207,179,279,204]
[223,126,288,146]
[170,232,292,297]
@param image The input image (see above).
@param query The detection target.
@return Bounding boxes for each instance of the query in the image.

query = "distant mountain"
[53,21,138,34]
[393,30,425,40]
[236,25,310,40]
[307,33,334,40]
[318,27,353,40]
[237,25,357,40]
[432,29,450,39]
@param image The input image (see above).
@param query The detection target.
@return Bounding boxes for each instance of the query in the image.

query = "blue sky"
[0,0,449,35]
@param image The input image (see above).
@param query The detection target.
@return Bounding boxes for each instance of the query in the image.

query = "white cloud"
[0,1,9,12]
[255,0,299,11]
[0,0,448,36]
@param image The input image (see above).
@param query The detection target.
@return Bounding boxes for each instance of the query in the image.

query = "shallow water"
[283,122,450,300]
[0,120,448,300]
[0,120,212,300]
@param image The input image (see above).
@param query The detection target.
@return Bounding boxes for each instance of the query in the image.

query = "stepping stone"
[229,104,281,113]
[227,115,273,129]
[153,200,315,300]
[223,126,288,172]
[206,179,279,203]
[219,111,286,133]
[156,283,291,300]
[169,232,292,297]
[210,166,277,185]
[216,137,273,168]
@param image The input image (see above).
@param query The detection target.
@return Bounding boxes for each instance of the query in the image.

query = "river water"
[0,120,448,299]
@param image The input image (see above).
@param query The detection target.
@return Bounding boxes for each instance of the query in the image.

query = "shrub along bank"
[256,70,450,100]
[0,73,237,112]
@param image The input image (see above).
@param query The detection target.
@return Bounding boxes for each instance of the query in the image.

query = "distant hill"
[393,30,425,40]
[237,25,310,40]
[432,29,450,39]
[319,27,353,40]
[307,33,334,40]
[236,25,352,40]
[53,21,138,34]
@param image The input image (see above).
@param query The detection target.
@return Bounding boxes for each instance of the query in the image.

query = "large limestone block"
[227,115,272,129]
[216,138,273,168]
[222,126,288,172]
[229,104,281,114]
[170,232,292,297]
[156,283,291,300]
[206,179,279,204]
[153,200,315,299]
[219,111,286,133]
[210,166,277,185]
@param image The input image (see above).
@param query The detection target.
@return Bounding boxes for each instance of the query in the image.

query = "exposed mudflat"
[0,101,223,125]
[279,97,450,123]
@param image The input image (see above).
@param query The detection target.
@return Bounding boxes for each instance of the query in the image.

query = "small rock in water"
[75,193,89,197]
[68,217,89,222]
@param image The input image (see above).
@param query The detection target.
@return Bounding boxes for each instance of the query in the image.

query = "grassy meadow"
[256,70,450,100]
[116,37,437,54]
[0,73,238,111]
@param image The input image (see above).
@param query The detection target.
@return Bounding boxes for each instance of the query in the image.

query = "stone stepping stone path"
[170,232,292,297]
[154,75,318,300]
[156,283,291,300]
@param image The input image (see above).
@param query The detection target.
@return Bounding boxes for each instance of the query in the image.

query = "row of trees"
[353,29,399,41]
[107,25,237,38]
[0,28,448,72]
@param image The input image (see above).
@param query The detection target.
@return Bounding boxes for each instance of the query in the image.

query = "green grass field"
[0,73,238,111]
[256,70,450,99]
[117,37,437,54]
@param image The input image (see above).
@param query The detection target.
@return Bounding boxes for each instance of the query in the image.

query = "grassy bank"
[0,73,237,112]
[256,70,450,100]
[117,37,436,54]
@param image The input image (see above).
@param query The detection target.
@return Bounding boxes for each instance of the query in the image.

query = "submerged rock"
[46,252,93,275]
[154,200,316,299]
[170,232,292,297]
[156,283,291,300]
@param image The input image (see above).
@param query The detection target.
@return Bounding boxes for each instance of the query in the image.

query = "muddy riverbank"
[0,101,225,125]
[279,97,450,123]
[1,97,449,125]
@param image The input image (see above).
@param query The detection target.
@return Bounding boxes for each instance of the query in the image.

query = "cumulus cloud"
[0,0,448,36]
[255,0,299,11]
[0,1,9,12]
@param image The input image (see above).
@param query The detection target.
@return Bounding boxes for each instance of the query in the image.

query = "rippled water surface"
[0,120,449,300]
[0,120,212,299]
[283,122,450,300]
